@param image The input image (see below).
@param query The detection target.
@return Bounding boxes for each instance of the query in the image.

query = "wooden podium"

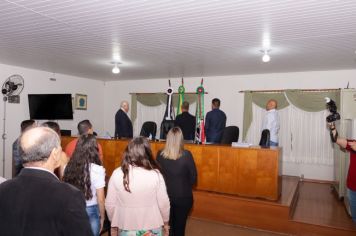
[61,137,282,200]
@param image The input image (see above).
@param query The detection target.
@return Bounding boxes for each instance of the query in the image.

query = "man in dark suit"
[205,98,227,143]
[0,127,93,236]
[115,100,133,138]
[175,101,196,141]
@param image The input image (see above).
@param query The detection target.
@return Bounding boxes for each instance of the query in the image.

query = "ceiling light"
[261,50,271,63]
[112,64,120,74]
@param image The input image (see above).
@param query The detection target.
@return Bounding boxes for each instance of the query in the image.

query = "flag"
[160,80,175,139]
[195,78,205,143]
[163,80,174,120]
[177,78,185,115]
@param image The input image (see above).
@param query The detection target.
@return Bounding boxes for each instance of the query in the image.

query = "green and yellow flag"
[195,78,205,143]
[177,78,185,115]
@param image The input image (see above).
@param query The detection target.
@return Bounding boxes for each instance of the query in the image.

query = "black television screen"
[28,94,73,120]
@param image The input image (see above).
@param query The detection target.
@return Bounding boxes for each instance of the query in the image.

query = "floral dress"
[119,227,162,236]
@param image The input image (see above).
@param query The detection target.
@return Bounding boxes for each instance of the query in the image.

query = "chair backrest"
[220,126,239,144]
[259,129,270,147]
[140,121,157,140]
[160,120,175,140]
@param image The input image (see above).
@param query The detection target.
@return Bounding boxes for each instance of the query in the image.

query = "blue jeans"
[86,204,100,236]
[269,141,278,147]
[348,188,356,222]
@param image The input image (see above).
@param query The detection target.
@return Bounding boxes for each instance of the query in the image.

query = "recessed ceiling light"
[111,62,121,74]
[112,64,120,74]
[260,50,271,63]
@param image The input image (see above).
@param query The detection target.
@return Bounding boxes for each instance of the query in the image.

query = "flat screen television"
[28,94,73,120]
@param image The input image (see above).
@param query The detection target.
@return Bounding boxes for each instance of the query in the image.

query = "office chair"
[220,126,239,144]
[140,121,157,140]
[160,120,175,139]
[259,129,270,148]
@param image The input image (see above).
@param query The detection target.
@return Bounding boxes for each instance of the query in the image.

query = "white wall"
[0,63,105,179]
[103,69,356,181]
[1,66,354,180]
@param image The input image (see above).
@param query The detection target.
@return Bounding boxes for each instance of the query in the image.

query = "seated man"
[0,127,92,235]
[65,120,103,161]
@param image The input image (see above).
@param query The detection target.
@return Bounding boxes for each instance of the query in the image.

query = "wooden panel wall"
[61,137,282,200]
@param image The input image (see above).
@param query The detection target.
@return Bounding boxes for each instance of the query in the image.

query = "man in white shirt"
[262,99,280,146]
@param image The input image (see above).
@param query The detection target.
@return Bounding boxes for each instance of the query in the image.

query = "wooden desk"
[61,137,282,200]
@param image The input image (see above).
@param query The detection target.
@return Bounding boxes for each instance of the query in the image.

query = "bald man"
[262,99,280,146]
[0,127,92,236]
[115,100,133,138]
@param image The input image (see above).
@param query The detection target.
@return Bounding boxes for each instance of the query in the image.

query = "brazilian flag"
[177,78,185,115]
[195,78,205,143]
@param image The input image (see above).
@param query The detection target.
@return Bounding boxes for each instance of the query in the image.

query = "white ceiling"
[1,0,356,81]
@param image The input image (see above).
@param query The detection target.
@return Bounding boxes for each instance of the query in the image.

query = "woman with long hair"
[157,127,197,236]
[63,134,106,236]
[105,137,170,236]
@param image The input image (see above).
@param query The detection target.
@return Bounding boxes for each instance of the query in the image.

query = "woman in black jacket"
[157,127,197,236]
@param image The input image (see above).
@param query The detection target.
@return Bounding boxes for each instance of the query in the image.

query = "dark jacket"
[175,112,196,141]
[115,109,133,138]
[205,108,227,143]
[0,168,93,236]
[157,150,197,198]
[12,138,23,177]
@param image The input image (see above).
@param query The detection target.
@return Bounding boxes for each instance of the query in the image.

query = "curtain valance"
[242,89,340,140]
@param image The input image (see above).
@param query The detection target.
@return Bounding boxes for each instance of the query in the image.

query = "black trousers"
[169,197,193,236]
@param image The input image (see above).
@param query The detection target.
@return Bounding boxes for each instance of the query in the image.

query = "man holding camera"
[326,97,356,222]
[329,123,356,222]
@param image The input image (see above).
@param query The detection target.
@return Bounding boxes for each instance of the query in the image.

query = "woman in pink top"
[105,137,170,236]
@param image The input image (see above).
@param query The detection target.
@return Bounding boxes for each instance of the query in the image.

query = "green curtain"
[131,94,137,125]
[285,90,340,112]
[242,92,289,140]
[172,94,197,108]
[131,94,166,126]
[242,92,253,142]
[131,93,198,128]
[242,89,340,141]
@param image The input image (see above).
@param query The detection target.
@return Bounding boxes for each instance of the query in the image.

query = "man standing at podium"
[175,101,196,141]
[262,99,280,146]
[115,100,133,138]
[205,98,226,143]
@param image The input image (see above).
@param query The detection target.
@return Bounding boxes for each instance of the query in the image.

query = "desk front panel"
[61,137,281,200]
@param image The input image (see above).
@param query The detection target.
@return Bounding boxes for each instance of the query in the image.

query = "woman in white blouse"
[63,134,106,236]
[105,137,170,236]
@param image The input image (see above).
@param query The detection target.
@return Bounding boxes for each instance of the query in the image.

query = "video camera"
[325,97,340,123]
[325,97,340,143]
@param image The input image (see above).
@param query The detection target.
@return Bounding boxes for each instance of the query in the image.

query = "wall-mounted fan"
[2,74,25,177]
[2,74,24,103]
